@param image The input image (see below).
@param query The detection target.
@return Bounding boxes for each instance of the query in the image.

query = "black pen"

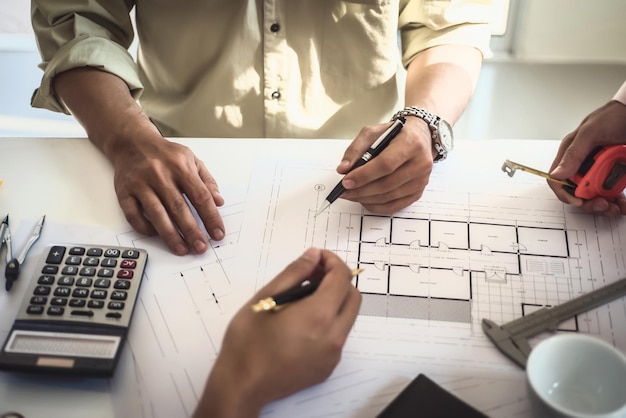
[316,117,406,215]
[251,268,363,312]
[5,215,46,291]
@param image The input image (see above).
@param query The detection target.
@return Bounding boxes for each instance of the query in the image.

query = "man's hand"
[334,44,483,215]
[549,100,626,216]
[53,67,226,255]
[194,248,362,418]
[112,132,226,255]
[336,117,434,213]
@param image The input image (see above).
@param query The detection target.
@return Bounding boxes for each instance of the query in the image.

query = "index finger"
[185,158,226,241]
[298,250,355,314]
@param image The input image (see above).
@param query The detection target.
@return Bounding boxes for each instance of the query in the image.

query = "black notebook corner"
[376,373,488,418]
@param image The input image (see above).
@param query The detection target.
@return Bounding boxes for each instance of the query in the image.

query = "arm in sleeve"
[31,0,143,114]
[398,0,495,68]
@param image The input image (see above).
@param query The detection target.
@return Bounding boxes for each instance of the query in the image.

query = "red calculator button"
[120,259,136,269]
[117,270,134,279]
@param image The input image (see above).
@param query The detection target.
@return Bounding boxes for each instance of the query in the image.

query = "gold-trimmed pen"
[252,268,363,312]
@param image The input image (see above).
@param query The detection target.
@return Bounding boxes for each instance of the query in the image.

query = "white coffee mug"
[526,333,626,418]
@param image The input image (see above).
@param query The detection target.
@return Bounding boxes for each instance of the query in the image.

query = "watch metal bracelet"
[392,107,439,138]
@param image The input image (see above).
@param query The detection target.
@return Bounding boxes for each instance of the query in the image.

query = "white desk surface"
[0,137,624,418]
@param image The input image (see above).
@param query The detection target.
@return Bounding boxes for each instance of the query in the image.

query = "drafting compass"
[482,277,626,369]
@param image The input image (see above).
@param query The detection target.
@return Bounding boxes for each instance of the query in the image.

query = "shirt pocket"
[321,0,399,97]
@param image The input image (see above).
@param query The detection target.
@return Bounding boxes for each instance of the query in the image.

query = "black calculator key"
[106,312,122,319]
[72,288,89,298]
[83,257,100,266]
[114,280,131,289]
[111,291,127,301]
[45,246,66,264]
[101,258,117,268]
[98,268,114,278]
[108,302,125,310]
[87,248,103,257]
[66,256,82,265]
[69,299,86,307]
[30,296,47,305]
[104,248,121,258]
[80,267,96,276]
[54,287,71,297]
[34,286,51,296]
[62,266,79,275]
[47,306,64,315]
[69,247,86,255]
[88,300,104,309]
[71,310,94,317]
[57,276,74,286]
[26,305,44,314]
[76,278,92,287]
[42,265,58,275]
[122,250,140,259]
[51,298,68,306]
[91,290,107,299]
[94,279,111,288]
[38,275,55,285]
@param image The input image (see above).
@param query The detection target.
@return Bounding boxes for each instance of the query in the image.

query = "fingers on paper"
[183,160,226,243]
[119,194,158,237]
[253,248,324,299]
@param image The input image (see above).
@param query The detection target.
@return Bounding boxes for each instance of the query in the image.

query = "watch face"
[438,120,454,150]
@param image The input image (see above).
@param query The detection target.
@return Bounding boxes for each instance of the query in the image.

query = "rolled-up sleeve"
[31,0,143,114]
[399,0,495,68]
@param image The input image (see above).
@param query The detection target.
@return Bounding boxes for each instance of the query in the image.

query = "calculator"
[0,244,148,377]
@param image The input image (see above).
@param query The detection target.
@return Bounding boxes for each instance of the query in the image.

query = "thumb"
[550,137,596,181]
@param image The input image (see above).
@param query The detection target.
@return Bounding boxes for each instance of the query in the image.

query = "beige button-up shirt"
[31,0,494,139]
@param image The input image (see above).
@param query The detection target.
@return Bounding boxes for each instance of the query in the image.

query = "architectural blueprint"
[235,152,626,417]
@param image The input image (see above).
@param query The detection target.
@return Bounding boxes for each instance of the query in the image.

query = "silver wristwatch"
[392,107,454,162]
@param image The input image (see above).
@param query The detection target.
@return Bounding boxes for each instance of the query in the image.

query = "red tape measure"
[566,145,626,200]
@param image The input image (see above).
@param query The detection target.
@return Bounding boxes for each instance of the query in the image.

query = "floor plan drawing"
[249,160,624,332]
[237,156,626,417]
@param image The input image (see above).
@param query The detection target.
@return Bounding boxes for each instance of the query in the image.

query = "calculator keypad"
[17,245,148,327]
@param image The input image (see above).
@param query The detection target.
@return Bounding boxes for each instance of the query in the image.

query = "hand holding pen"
[195,248,361,417]
[317,117,405,215]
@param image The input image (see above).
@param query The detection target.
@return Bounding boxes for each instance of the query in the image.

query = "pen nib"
[315,201,330,217]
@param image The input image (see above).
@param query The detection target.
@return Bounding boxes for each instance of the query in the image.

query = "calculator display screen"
[5,330,120,359]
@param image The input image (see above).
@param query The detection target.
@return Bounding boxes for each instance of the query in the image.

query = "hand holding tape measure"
[503,144,626,203]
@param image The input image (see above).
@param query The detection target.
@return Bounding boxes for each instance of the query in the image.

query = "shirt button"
[271,91,281,99]
[270,23,280,32]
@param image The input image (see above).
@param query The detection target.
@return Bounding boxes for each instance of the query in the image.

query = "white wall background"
[513,0,626,63]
